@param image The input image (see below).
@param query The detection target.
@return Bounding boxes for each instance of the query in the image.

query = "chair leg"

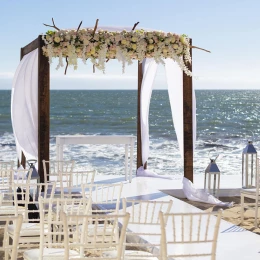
[241,194,245,223]
[254,197,259,228]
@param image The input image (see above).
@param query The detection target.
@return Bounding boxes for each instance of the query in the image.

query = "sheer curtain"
[140,58,196,173]
[165,59,184,157]
[140,58,158,165]
[11,49,38,161]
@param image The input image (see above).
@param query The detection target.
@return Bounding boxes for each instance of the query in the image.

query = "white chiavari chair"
[159,210,222,260]
[42,159,75,183]
[0,161,14,200]
[23,196,92,259]
[82,182,123,215]
[56,169,97,199]
[6,182,56,254]
[241,157,260,228]
[0,168,32,214]
[123,199,173,260]
[0,214,23,260]
[61,211,130,259]
[72,169,96,187]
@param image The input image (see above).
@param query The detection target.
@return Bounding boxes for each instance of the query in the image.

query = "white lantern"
[242,141,257,188]
[204,155,220,197]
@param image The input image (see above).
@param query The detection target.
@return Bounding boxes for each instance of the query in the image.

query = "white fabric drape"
[165,59,196,158]
[183,177,233,207]
[165,59,184,157]
[140,58,158,165]
[11,49,38,161]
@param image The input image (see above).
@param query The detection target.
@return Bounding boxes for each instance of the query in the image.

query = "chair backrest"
[42,159,75,183]
[13,182,56,223]
[14,168,32,183]
[0,161,14,191]
[0,161,14,171]
[256,158,260,196]
[61,211,130,259]
[0,214,23,260]
[0,169,33,206]
[82,182,123,214]
[37,196,92,258]
[72,170,96,187]
[159,210,222,260]
[123,199,173,259]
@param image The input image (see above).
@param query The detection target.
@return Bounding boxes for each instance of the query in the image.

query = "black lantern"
[27,159,39,183]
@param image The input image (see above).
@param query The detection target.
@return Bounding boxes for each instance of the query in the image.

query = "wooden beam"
[137,62,143,170]
[38,35,50,183]
[183,39,193,182]
[18,48,27,169]
[21,38,38,57]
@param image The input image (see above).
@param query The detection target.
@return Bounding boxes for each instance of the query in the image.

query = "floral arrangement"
[42,19,193,76]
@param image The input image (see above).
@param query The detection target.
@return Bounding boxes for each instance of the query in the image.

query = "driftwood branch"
[77,21,83,32]
[93,19,99,36]
[64,57,68,75]
[132,22,139,31]
[43,18,60,31]
[191,45,211,53]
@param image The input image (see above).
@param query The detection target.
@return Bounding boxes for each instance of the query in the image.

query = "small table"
[56,135,135,182]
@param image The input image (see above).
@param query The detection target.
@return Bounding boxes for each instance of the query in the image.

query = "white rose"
[163,48,168,53]
[148,44,154,50]
[132,44,137,50]
[132,37,137,42]
[121,39,127,45]
[54,36,61,43]
[173,44,179,50]
[170,36,176,43]
[84,39,89,45]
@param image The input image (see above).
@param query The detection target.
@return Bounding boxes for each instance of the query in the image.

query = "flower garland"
[42,27,192,76]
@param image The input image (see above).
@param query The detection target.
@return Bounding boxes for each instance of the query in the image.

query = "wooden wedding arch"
[19,35,193,184]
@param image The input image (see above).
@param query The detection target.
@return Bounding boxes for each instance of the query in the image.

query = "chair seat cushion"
[124,250,159,260]
[23,248,79,259]
[8,223,47,237]
[0,205,24,215]
[241,188,258,194]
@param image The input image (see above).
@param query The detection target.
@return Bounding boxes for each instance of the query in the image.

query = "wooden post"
[38,35,50,183]
[183,39,193,182]
[18,49,26,169]
[137,62,143,170]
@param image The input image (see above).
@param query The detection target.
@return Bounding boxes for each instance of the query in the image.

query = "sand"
[179,196,260,235]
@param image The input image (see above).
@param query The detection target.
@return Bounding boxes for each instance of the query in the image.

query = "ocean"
[1,89,260,176]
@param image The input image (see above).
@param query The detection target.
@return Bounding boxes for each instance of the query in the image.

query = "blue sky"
[0,0,260,89]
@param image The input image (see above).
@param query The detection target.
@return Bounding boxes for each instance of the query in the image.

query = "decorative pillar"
[183,39,193,182]
[38,35,50,183]
[137,62,143,170]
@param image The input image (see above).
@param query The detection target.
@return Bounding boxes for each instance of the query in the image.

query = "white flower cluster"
[42,28,192,76]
